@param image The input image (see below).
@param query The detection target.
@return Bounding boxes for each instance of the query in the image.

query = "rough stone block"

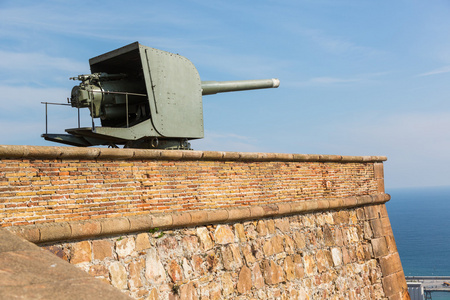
[372,237,389,258]
[331,247,343,266]
[179,282,198,300]
[109,261,128,290]
[381,217,393,236]
[242,244,256,264]
[145,248,166,285]
[364,205,381,220]
[234,224,246,242]
[115,237,136,259]
[128,259,144,289]
[135,233,151,252]
[237,266,252,294]
[282,256,293,281]
[303,254,315,276]
[370,219,384,238]
[70,241,92,264]
[42,245,68,261]
[92,240,113,260]
[221,272,235,296]
[88,265,109,277]
[274,218,290,233]
[382,272,402,298]
[214,225,235,245]
[222,244,243,270]
[196,227,214,251]
[261,260,285,285]
[379,253,403,277]
[168,259,183,283]
[385,234,398,253]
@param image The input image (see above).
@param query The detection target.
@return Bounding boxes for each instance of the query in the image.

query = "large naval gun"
[42,42,280,149]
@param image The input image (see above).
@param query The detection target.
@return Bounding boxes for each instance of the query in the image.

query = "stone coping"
[7,193,390,244]
[0,145,387,162]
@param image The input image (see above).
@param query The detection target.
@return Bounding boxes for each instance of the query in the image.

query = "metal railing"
[41,101,79,135]
[42,90,147,134]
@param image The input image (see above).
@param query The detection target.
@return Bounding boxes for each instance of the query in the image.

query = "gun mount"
[42,42,280,149]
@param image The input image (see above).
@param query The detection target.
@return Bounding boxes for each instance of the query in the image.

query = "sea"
[387,186,450,300]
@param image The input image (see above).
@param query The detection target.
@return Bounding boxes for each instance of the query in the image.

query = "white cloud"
[417,65,450,77]
[294,76,361,87]
[294,27,383,57]
[0,51,85,74]
[0,85,70,112]
[289,71,388,88]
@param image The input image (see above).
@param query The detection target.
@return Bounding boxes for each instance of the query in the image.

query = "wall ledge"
[0,145,387,162]
[6,193,390,244]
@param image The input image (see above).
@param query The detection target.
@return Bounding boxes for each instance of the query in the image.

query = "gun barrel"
[201,78,280,95]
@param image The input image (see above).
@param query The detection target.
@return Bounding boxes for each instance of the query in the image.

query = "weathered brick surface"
[1,149,381,227]
[41,205,408,300]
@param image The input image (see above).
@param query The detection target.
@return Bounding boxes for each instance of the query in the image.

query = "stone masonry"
[42,203,405,300]
[0,145,409,299]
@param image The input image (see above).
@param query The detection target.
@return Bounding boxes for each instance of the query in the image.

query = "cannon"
[42,42,280,149]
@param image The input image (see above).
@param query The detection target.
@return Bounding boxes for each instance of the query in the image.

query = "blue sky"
[1,0,449,189]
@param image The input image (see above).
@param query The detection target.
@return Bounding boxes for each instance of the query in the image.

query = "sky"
[0,0,449,189]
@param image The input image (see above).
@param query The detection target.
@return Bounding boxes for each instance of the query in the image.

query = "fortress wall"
[41,204,404,300]
[0,145,409,299]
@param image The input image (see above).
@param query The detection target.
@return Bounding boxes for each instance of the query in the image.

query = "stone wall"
[0,145,409,299]
[41,203,405,300]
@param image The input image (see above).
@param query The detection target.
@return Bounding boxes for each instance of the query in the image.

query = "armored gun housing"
[42,42,280,149]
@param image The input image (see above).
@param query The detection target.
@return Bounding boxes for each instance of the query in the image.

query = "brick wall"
[0,145,409,299]
[0,145,383,228]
